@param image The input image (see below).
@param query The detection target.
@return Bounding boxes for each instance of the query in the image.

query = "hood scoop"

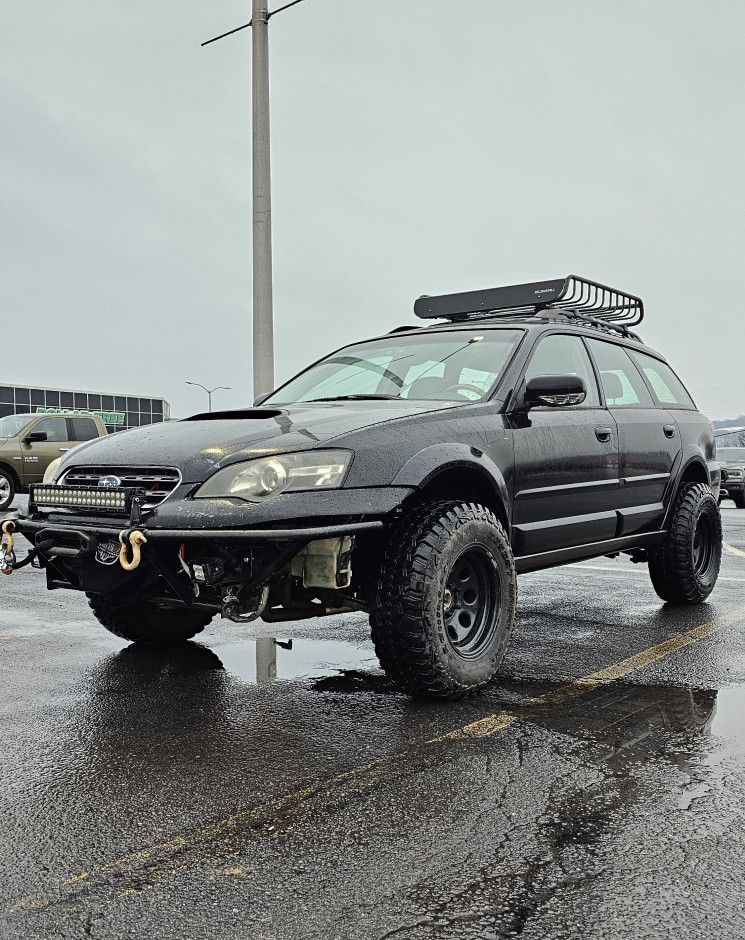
[185,409,286,421]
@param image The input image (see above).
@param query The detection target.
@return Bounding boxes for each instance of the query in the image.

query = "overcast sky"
[2,1,744,419]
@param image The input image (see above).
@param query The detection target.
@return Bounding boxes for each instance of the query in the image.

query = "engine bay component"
[290,536,354,589]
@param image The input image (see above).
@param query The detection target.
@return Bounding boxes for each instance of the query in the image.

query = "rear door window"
[586,339,654,407]
[69,417,99,441]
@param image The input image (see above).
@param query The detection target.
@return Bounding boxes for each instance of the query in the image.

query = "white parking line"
[568,563,745,582]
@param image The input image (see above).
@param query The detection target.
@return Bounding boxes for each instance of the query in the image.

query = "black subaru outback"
[2,275,722,698]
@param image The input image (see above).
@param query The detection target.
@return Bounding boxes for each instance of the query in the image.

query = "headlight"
[43,457,63,484]
[194,450,352,503]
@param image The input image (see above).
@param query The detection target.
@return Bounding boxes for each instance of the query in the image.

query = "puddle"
[207,636,380,685]
[704,684,745,760]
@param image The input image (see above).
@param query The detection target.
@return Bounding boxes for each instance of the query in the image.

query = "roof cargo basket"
[414,275,644,327]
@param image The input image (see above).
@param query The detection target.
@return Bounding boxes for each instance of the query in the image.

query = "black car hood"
[61,400,453,483]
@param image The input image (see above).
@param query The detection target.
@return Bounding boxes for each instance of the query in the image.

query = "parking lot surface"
[1,503,745,939]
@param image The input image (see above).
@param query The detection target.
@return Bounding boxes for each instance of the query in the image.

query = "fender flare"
[662,446,711,527]
[392,443,511,528]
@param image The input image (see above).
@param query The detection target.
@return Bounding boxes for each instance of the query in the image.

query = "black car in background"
[3,276,722,699]
[716,446,745,507]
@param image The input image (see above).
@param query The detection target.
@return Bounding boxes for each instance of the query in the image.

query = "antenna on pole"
[202,0,308,399]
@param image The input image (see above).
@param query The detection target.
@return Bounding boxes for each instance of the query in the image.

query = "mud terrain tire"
[648,483,722,604]
[87,593,213,645]
[371,501,517,699]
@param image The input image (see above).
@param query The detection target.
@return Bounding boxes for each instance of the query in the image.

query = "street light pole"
[185,382,232,413]
[252,0,274,399]
[203,1,307,401]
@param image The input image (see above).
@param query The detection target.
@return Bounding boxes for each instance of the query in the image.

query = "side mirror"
[253,392,272,406]
[525,374,587,408]
[23,431,48,443]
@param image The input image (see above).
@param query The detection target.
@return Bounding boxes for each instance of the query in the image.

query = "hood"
[58,400,452,482]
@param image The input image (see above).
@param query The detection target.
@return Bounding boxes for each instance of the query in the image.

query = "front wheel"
[648,483,722,604]
[371,501,517,699]
[87,594,213,645]
[732,492,745,509]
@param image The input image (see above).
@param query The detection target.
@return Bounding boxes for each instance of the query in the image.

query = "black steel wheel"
[87,594,213,645]
[0,468,16,512]
[371,500,517,699]
[442,547,501,659]
[648,482,722,604]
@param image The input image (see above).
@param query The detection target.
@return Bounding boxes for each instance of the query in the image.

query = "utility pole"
[251,0,274,399]
[203,1,307,400]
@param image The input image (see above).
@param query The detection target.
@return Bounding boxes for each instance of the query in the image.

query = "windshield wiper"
[307,394,401,402]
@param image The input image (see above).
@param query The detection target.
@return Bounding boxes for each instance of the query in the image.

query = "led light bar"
[29,484,140,514]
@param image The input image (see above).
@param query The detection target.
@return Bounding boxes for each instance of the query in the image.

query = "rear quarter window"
[630,351,696,409]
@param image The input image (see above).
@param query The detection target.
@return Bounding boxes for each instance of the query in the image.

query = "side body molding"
[391,443,512,531]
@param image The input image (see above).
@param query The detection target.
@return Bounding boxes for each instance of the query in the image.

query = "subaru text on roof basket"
[414,274,644,333]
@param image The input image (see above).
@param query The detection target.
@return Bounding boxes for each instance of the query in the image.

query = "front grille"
[60,466,181,508]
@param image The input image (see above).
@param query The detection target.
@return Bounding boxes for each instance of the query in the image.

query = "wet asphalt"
[1,504,745,939]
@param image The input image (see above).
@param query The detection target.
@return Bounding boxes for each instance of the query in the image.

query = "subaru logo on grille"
[98,475,121,488]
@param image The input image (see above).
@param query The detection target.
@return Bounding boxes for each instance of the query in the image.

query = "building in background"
[0,383,170,434]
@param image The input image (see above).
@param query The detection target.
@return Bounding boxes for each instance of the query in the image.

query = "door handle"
[595,426,612,443]
[58,448,71,452]
[663,425,676,438]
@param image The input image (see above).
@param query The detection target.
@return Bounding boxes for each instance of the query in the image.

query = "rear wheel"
[87,594,213,645]
[0,468,16,512]
[648,483,722,603]
[371,501,517,699]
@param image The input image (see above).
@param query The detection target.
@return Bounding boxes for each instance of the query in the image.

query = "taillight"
[705,417,716,454]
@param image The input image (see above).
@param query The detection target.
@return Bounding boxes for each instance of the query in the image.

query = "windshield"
[718,447,745,462]
[0,414,36,439]
[265,330,524,405]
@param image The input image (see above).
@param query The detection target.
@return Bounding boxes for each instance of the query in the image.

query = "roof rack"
[414,274,644,327]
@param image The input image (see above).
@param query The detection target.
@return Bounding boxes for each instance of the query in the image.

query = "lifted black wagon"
[2,275,722,698]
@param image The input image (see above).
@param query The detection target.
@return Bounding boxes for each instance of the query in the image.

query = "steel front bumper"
[14,516,384,546]
[11,484,414,562]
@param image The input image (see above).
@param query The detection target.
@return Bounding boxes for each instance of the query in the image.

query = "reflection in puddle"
[703,684,745,767]
[708,684,745,740]
[209,636,379,685]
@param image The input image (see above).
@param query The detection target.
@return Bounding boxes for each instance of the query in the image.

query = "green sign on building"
[36,406,125,426]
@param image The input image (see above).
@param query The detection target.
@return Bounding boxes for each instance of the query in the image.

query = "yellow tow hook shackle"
[118,530,147,571]
[1,520,16,575]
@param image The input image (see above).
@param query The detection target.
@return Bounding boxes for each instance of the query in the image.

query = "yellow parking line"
[724,541,745,559]
[10,601,745,915]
